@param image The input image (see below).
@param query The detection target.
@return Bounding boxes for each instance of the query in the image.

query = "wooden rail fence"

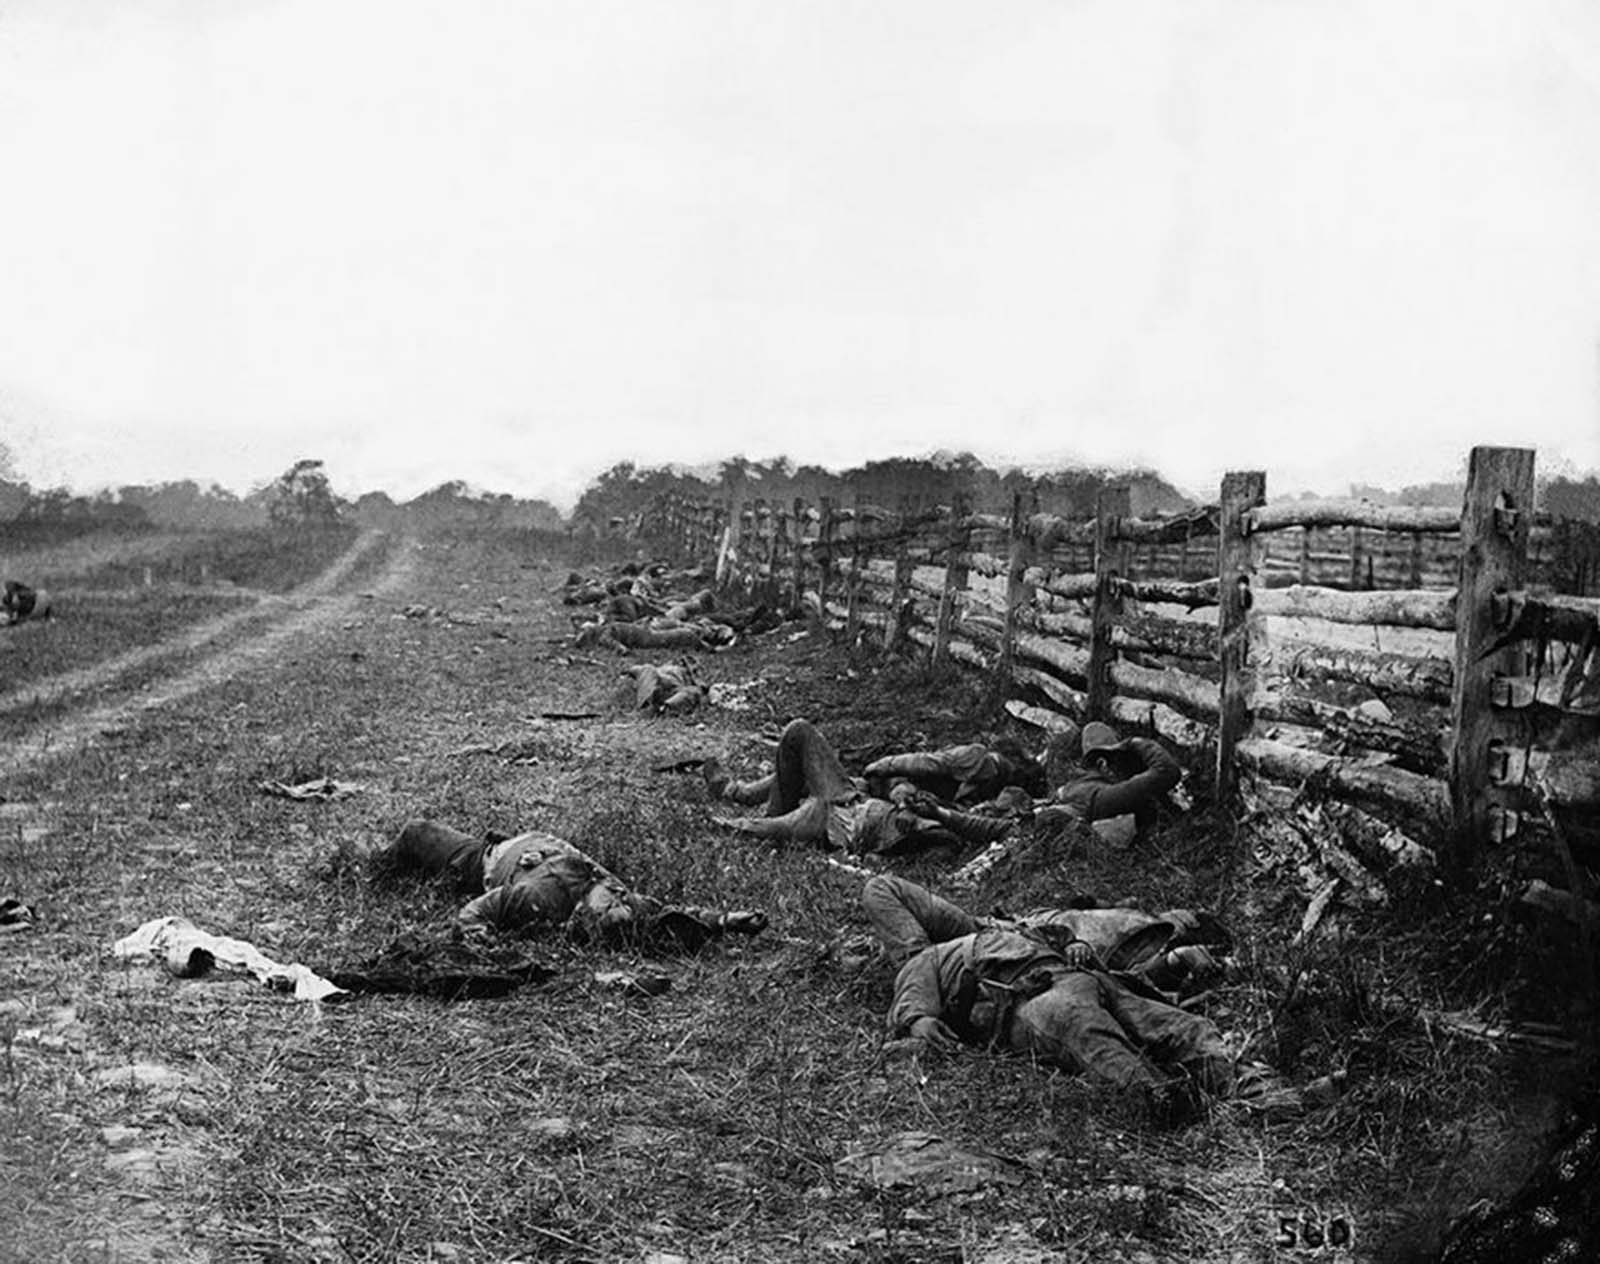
[640,447,1600,866]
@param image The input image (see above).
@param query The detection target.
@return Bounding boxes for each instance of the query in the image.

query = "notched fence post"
[1450,445,1536,856]
[1216,470,1267,804]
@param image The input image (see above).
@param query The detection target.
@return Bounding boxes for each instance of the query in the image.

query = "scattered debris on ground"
[257,775,367,801]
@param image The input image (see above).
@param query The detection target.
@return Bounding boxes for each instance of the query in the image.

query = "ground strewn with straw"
[1,526,1588,1262]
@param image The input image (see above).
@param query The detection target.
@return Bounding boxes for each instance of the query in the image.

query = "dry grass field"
[0,525,1589,1262]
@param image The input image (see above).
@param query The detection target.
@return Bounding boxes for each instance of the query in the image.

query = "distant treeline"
[0,462,564,536]
[4,451,1594,541]
[1348,475,1600,520]
[569,451,1196,535]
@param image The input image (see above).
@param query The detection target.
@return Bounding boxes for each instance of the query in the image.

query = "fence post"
[846,496,864,646]
[1088,487,1130,721]
[708,502,725,577]
[1216,470,1267,804]
[763,503,781,607]
[1450,445,1536,855]
[933,493,971,667]
[791,497,807,613]
[817,497,836,635]
[999,491,1036,690]
[888,495,914,654]
[1348,525,1365,590]
[720,500,740,593]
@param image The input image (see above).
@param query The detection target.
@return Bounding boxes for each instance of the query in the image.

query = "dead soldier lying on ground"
[861,734,1047,805]
[573,600,783,654]
[574,613,733,652]
[1040,721,1184,841]
[3,580,51,625]
[703,719,1027,857]
[863,875,1231,1001]
[862,874,1326,1126]
[953,721,1187,885]
[379,820,768,948]
[560,559,676,607]
[623,661,708,715]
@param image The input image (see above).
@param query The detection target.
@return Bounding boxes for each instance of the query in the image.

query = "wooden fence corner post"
[1450,445,1536,858]
[1216,470,1267,804]
[1088,487,1131,721]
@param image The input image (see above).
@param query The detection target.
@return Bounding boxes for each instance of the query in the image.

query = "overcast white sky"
[2,0,1598,510]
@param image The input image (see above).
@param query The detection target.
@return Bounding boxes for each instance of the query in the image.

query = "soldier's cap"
[1080,721,1124,759]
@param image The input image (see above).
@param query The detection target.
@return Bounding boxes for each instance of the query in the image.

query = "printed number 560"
[1276,1214,1353,1250]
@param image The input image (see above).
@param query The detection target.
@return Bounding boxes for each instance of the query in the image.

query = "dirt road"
[0,530,413,780]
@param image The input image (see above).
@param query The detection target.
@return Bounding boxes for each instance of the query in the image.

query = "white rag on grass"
[112,917,347,1003]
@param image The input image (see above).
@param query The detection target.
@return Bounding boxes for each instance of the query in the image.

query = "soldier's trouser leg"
[388,821,490,891]
[769,719,855,813]
[928,804,1014,844]
[862,875,982,965]
[1098,975,1234,1092]
[1005,971,1166,1089]
[610,622,702,649]
[725,794,832,845]
[718,774,774,807]
[864,752,950,786]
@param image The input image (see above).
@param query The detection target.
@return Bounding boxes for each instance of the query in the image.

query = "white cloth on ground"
[112,916,346,1003]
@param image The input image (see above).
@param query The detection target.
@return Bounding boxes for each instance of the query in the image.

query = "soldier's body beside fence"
[862,737,1046,805]
[704,719,1024,856]
[950,722,1186,886]
[381,820,766,949]
[1040,722,1183,842]
[861,875,1297,1123]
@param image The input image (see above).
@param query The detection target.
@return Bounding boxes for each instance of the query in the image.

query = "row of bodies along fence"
[640,448,1598,864]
